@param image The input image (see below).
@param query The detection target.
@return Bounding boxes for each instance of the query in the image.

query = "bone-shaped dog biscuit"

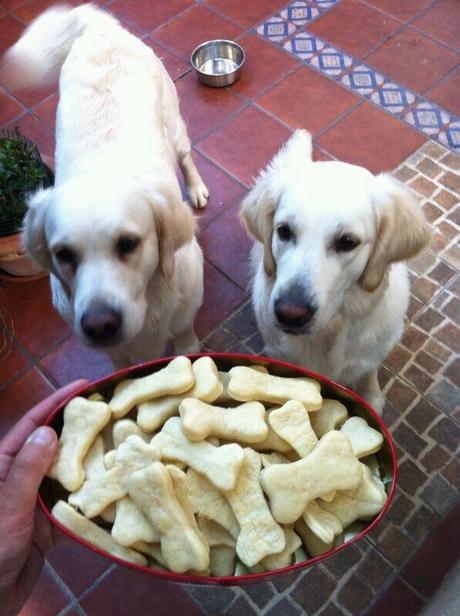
[224,448,286,567]
[128,462,209,573]
[210,545,236,577]
[295,517,336,558]
[197,516,235,548]
[82,436,116,522]
[151,418,244,491]
[186,469,239,539]
[260,431,362,524]
[133,541,166,567]
[52,501,147,566]
[113,419,149,448]
[48,397,111,492]
[268,400,318,457]
[252,528,302,572]
[69,436,159,517]
[136,356,222,431]
[302,500,343,544]
[112,496,160,546]
[228,366,322,410]
[109,356,194,418]
[340,416,384,458]
[179,398,267,443]
[310,399,348,438]
[261,452,291,468]
[319,464,387,527]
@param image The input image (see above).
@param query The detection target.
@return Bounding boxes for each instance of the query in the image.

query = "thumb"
[1,427,57,524]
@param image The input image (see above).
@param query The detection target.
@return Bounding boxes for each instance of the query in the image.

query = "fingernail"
[26,427,55,448]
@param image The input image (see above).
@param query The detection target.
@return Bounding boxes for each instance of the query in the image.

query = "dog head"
[23,172,195,348]
[241,130,430,336]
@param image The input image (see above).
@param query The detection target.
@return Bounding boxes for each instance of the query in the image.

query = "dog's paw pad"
[189,183,209,209]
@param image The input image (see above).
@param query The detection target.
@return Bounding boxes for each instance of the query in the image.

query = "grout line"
[74,563,117,604]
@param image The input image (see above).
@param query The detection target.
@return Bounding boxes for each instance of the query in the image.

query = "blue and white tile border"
[255,0,460,153]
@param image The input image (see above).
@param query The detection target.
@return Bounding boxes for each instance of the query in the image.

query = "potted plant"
[0,128,54,278]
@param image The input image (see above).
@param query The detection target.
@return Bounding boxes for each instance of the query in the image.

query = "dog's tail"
[2,3,114,89]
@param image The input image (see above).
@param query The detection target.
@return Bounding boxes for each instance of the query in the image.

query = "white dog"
[4,4,209,367]
[241,130,430,412]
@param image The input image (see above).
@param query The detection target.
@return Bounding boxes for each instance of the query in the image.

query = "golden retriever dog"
[4,4,209,367]
[241,130,430,413]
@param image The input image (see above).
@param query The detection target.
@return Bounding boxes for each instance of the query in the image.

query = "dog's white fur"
[5,4,209,367]
[241,130,430,412]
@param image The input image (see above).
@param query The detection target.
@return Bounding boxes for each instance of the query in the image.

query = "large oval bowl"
[39,353,397,586]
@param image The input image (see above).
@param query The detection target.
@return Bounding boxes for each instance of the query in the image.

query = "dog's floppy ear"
[240,130,313,277]
[150,190,195,280]
[360,174,431,293]
[22,186,54,271]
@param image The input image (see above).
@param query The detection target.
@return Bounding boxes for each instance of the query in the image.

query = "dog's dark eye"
[116,236,140,257]
[334,234,360,252]
[55,246,78,268]
[277,224,294,242]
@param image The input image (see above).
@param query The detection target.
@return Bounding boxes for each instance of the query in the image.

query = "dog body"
[242,131,430,412]
[6,4,208,366]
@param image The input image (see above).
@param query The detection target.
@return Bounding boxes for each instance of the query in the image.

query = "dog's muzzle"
[81,304,123,346]
[274,285,317,335]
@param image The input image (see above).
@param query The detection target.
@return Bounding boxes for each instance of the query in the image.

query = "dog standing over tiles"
[240,130,431,413]
[3,4,209,367]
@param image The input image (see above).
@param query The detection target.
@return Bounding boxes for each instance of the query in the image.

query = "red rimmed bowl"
[39,353,397,586]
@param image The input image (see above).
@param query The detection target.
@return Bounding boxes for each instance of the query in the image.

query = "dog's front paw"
[188,181,209,209]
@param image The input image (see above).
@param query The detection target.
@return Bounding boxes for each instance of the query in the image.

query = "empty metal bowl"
[191,39,245,87]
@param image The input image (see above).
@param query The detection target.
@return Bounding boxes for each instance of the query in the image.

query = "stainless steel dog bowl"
[191,39,245,87]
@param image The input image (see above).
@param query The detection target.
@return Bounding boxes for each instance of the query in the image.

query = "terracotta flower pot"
[0,232,46,278]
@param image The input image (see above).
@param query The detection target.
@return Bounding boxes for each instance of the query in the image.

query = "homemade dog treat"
[151,417,244,491]
[268,400,318,457]
[128,462,209,573]
[260,431,363,524]
[309,399,348,437]
[48,357,390,578]
[137,356,223,432]
[179,399,268,443]
[109,356,194,418]
[224,448,286,567]
[228,366,322,410]
[52,500,147,565]
[48,397,111,491]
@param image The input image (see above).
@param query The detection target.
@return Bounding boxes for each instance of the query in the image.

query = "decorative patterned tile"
[256,16,296,43]
[284,33,353,77]
[280,2,321,28]
[341,65,384,96]
[370,81,417,116]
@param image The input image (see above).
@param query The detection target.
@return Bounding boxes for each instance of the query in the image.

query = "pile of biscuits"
[48,355,389,577]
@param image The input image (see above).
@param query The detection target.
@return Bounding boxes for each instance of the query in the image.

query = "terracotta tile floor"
[0,1,458,614]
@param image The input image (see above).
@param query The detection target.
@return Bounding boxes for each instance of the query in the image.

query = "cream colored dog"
[241,130,430,412]
[4,4,209,367]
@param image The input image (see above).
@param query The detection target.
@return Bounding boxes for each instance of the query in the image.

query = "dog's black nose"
[275,289,317,331]
[81,305,122,345]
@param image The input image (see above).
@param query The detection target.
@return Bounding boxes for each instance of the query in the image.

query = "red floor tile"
[0,65,57,109]
[428,67,460,117]
[366,27,459,94]
[367,576,424,616]
[12,0,81,24]
[0,13,23,55]
[190,150,247,229]
[412,0,460,51]
[0,333,31,387]
[151,3,243,59]
[195,260,246,338]
[401,502,460,597]
[0,366,54,439]
[256,65,359,135]
[39,334,113,386]
[364,0,432,22]
[175,71,245,143]
[197,106,292,186]
[47,542,111,598]
[32,93,58,129]
[5,111,55,157]
[0,278,70,359]
[144,38,191,82]
[0,86,24,126]
[0,0,26,11]
[317,101,426,174]
[231,33,300,100]
[18,563,74,616]
[199,203,252,290]
[206,0,287,28]
[79,565,203,616]
[109,0,194,32]
[309,0,401,59]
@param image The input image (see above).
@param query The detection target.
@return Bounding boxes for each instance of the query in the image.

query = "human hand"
[0,380,87,616]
